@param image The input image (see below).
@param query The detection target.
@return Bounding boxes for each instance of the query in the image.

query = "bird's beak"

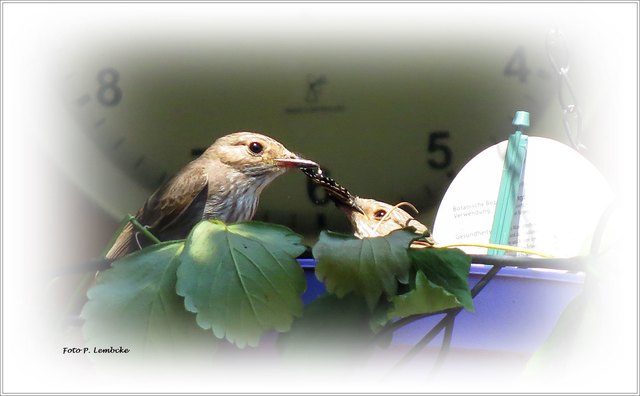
[274,155,319,169]
[338,198,365,215]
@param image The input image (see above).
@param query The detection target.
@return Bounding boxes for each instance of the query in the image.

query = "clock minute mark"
[424,185,434,199]
[134,156,145,169]
[76,94,90,106]
[112,137,125,150]
[156,171,168,186]
[424,185,444,207]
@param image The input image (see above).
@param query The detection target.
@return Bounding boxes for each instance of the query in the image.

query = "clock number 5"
[97,68,123,107]
[427,131,452,170]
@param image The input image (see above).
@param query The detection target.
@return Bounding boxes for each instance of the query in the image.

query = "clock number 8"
[97,68,122,107]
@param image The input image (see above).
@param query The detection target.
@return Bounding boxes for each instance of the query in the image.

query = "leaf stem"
[388,266,502,372]
[435,242,553,258]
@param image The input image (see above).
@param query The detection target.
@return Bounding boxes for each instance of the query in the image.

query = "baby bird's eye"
[373,209,387,219]
[248,141,264,154]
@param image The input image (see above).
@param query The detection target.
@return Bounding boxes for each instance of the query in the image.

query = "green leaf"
[81,241,207,353]
[278,293,375,359]
[369,298,393,333]
[388,270,462,318]
[312,229,416,309]
[176,220,307,348]
[408,247,474,312]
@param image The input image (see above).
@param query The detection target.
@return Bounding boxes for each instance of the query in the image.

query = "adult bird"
[106,132,318,259]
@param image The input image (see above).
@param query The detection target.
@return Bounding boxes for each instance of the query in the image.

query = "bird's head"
[342,197,433,241]
[300,167,433,242]
[209,132,318,177]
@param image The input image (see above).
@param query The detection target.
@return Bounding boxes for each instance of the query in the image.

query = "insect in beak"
[301,167,364,214]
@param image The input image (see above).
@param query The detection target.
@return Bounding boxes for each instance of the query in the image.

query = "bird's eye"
[248,142,264,154]
[374,209,387,219]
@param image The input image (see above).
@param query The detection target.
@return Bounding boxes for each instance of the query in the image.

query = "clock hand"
[106,132,318,259]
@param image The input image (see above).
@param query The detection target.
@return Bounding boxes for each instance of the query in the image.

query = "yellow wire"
[434,242,554,258]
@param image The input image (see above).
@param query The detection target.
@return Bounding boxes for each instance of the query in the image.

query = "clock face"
[56,4,574,237]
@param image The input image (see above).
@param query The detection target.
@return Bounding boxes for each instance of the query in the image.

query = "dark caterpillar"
[301,167,363,213]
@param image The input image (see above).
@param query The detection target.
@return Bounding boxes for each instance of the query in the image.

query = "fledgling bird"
[302,168,436,246]
[340,197,435,244]
[106,132,318,259]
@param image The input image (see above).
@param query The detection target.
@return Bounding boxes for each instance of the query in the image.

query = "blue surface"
[298,258,585,354]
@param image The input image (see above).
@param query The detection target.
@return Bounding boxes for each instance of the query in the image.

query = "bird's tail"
[104,222,137,260]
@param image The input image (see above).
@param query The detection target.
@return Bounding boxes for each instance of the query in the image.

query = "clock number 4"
[97,68,123,107]
[427,131,452,170]
[504,46,530,83]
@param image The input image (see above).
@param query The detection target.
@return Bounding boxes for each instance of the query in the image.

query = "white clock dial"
[51,4,611,238]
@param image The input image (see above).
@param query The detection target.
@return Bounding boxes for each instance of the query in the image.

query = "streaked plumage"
[106,132,317,259]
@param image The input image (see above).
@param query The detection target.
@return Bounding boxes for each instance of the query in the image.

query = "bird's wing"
[138,164,209,233]
[105,165,208,260]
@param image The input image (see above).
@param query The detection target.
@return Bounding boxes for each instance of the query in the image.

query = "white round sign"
[433,137,613,258]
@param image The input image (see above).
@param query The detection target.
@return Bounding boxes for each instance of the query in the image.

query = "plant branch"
[126,214,161,244]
